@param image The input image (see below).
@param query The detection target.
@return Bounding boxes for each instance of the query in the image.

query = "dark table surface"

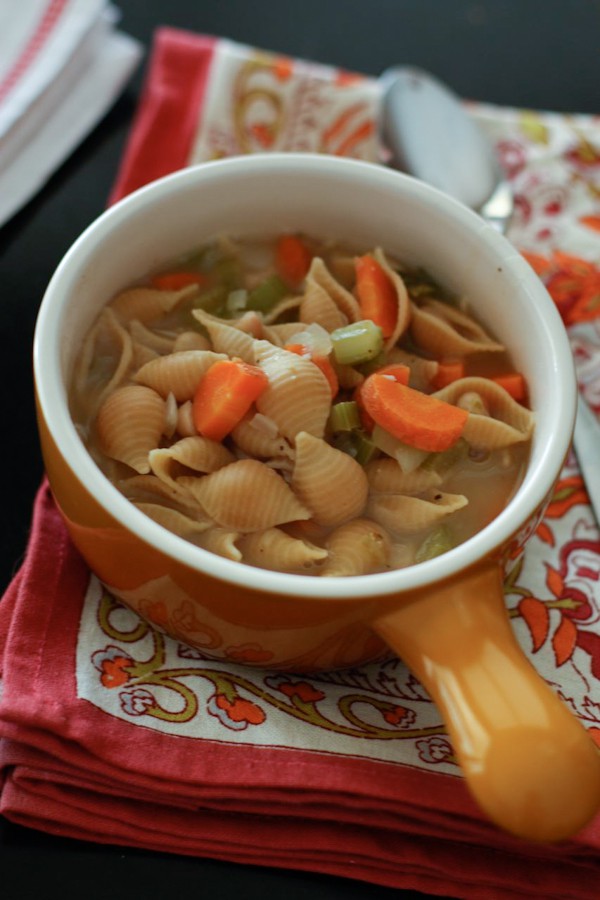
[2,1,600,897]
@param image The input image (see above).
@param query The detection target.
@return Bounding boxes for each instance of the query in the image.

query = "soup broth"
[69,234,533,576]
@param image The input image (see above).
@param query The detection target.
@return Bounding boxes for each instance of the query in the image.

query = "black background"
[2,2,600,898]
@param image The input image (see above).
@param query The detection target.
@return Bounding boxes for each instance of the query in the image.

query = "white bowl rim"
[34,152,576,601]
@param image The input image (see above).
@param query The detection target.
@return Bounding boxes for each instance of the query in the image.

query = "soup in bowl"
[34,153,600,841]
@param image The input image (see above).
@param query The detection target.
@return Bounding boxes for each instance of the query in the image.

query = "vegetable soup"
[69,233,533,576]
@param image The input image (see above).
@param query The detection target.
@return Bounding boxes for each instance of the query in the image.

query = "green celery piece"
[247,275,288,312]
[333,430,378,466]
[187,285,228,321]
[330,320,383,366]
[329,401,361,433]
[421,438,468,475]
[415,525,455,563]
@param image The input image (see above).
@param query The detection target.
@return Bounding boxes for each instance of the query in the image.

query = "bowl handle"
[373,562,600,841]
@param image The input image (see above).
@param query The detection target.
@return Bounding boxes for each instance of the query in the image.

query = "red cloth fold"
[2,27,600,900]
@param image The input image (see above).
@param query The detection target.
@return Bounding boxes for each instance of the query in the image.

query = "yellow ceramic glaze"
[33,154,600,841]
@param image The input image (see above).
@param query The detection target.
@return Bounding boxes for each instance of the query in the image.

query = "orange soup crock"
[34,154,600,842]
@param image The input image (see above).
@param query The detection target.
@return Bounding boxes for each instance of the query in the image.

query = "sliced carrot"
[150,271,208,291]
[432,360,465,389]
[354,255,397,338]
[284,343,339,397]
[360,373,468,452]
[192,359,269,441]
[275,235,312,287]
[491,373,527,402]
[373,363,410,385]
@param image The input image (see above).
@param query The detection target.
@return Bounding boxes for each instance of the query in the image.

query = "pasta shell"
[410,298,505,357]
[253,340,331,441]
[110,284,199,324]
[263,295,303,324]
[196,528,242,561]
[134,502,212,539]
[149,435,234,489]
[261,322,307,347]
[96,385,166,474]
[192,309,256,362]
[230,414,294,461]
[176,400,197,437]
[366,458,442,493]
[173,331,212,352]
[291,432,369,526]
[131,342,159,370]
[300,279,347,332]
[433,377,535,450]
[179,460,311,531]
[128,319,175,355]
[367,489,468,535]
[321,518,391,576]
[238,527,327,572]
[134,350,226,402]
[119,474,202,514]
[386,347,438,391]
[372,248,412,349]
[305,257,361,323]
[71,308,133,415]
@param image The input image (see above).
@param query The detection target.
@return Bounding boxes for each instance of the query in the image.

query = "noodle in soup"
[69,233,534,576]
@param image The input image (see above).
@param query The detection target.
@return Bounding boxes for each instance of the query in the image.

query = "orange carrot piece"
[284,343,339,397]
[432,360,465,389]
[360,373,468,452]
[373,363,410,385]
[491,373,527,402]
[192,359,269,441]
[354,255,397,338]
[151,271,208,291]
[275,235,312,287]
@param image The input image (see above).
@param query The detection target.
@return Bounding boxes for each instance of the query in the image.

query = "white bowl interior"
[34,154,576,599]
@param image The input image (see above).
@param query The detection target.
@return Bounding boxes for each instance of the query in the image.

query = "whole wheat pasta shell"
[133,502,212,539]
[173,331,212,352]
[261,322,307,347]
[372,248,412,349]
[365,458,442,494]
[321,518,391,576]
[192,309,256,362]
[410,298,505,358]
[291,432,369,527]
[119,473,203,514]
[253,340,331,441]
[95,385,166,474]
[367,489,468,535]
[72,308,133,415]
[134,350,226,402]
[433,377,535,450]
[179,460,311,532]
[128,319,175,355]
[110,284,199,324]
[196,528,242,561]
[299,279,348,332]
[306,257,361,323]
[149,436,235,489]
[238,527,327,572]
[230,414,294,461]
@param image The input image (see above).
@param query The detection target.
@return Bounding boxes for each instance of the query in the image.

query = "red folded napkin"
[2,27,600,900]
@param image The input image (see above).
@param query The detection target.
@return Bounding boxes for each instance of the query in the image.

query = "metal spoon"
[379,65,600,521]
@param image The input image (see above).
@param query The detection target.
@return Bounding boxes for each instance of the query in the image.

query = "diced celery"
[333,430,378,466]
[225,289,248,316]
[329,401,361,433]
[421,438,468,475]
[247,275,288,312]
[188,285,228,320]
[330,320,383,366]
[415,525,455,563]
[213,257,242,289]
